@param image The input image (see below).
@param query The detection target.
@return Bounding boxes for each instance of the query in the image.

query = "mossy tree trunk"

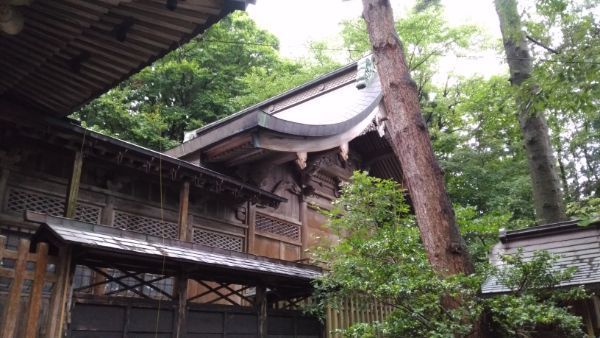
[494,0,567,224]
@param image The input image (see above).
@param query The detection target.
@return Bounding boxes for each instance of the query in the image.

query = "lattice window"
[5,188,101,224]
[192,228,244,252]
[255,213,300,242]
[112,210,177,239]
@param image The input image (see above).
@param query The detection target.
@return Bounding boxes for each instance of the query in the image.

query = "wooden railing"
[0,237,58,338]
[326,295,394,338]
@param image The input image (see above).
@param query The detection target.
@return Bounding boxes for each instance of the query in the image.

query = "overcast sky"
[247,0,508,79]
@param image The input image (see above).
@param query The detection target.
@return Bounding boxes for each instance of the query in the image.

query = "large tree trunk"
[361,1,485,335]
[494,0,567,224]
[362,0,473,278]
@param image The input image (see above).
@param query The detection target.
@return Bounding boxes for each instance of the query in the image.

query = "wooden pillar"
[94,196,115,295]
[64,151,83,218]
[0,168,9,209]
[247,202,256,254]
[24,242,49,338]
[255,285,268,338]
[1,239,29,338]
[178,181,190,241]
[299,196,308,259]
[174,181,190,337]
[174,273,189,338]
[45,247,73,338]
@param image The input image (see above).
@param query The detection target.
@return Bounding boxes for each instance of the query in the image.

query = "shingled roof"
[29,213,321,291]
[482,219,600,294]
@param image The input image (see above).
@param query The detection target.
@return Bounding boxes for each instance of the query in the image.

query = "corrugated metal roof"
[482,220,600,294]
[31,213,321,283]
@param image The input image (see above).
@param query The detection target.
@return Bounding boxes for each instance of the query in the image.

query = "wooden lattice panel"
[192,228,244,252]
[255,213,300,242]
[5,188,101,224]
[112,210,177,239]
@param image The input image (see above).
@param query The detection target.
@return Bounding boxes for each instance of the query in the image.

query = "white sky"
[247,0,508,79]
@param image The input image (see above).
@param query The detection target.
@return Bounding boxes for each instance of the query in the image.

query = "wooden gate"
[0,237,58,338]
[69,297,323,338]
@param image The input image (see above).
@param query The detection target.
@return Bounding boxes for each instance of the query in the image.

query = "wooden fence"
[326,295,394,338]
[0,237,58,338]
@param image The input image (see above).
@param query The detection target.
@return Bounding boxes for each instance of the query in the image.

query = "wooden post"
[299,196,308,259]
[1,239,29,338]
[24,242,49,338]
[94,196,115,295]
[247,202,256,254]
[255,285,268,338]
[174,181,191,337]
[64,150,83,218]
[0,168,9,209]
[178,181,190,241]
[174,273,189,338]
[45,247,73,338]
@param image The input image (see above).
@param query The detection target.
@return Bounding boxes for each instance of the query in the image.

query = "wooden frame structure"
[1,9,404,334]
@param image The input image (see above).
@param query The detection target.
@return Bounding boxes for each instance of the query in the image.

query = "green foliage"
[312,172,481,337]
[74,11,340,150]
[567,197,600,226]
[524,0,600,200]
[432,76,535,222]
[313,173,587,338]
[489,250,587,337]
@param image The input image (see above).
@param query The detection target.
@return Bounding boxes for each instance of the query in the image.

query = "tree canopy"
[74,11,339,150]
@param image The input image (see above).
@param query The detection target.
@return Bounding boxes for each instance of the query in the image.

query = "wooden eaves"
[0,103,287,208]
[0,0,253,117]
[28,212,320,297]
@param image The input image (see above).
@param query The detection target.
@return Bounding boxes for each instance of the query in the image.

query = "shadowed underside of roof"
[0,0,250,117]
[482,220,600,294]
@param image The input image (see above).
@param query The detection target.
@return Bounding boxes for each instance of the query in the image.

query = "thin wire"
[196,37,600,65]
[153,96,169,338]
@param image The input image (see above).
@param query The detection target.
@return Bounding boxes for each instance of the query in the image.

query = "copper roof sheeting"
[30,213,321,288]
[0,0,250,117]
[166,62,360,158]
[482,220,600,294]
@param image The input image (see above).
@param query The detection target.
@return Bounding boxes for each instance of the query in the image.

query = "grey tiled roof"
[482,220,600,294]
[34,214,321,282]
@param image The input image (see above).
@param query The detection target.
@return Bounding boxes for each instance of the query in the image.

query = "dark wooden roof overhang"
[0,102,286,207]
[0,0,252,117]
[29,213,320,295]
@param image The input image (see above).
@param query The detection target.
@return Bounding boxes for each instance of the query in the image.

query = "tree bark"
[361,1,485,335]
[361,0,474,277]
[494,0,567,224]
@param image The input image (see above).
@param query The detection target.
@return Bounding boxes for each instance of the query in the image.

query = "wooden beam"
[24,242,49,338]
[255,285,268,338]
[178,181,191,241]
[1,239,29,338]
[64,150,83,218]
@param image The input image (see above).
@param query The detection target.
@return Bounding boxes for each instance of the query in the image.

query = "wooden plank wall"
[0,237,57,338]
[325,295,394,338]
